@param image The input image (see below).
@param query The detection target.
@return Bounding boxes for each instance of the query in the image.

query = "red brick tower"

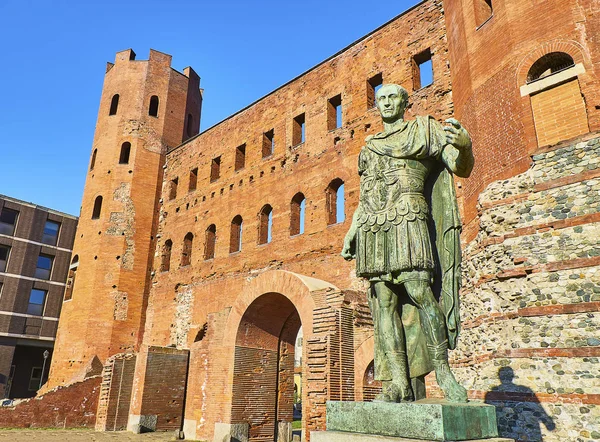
[442,0,600,236]
[47,49,202,387]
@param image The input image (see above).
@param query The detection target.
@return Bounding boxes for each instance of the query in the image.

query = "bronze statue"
[342,84,474,403]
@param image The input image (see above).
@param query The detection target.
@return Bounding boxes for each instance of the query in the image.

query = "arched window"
[527,52,575,83]
[63,255,79,301]
[204,225,216,260]
[290,193,306,236]
[258,205,273,245]
[90,149,97,171]
[161,239,172,272]
[230,215,243,253]
[524,52,587,147]
[119,142,131,164]
[92,196,103,220]
[149,95,159,117]
[326,179,345,225]
[181,232,193,267]
[109,94,119,115]
[186,114,194,138]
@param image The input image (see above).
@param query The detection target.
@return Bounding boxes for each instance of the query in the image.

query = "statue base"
[316,399,506,441]
[311,432,514,442]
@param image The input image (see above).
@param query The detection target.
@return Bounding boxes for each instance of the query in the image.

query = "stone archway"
[231,292,302,441]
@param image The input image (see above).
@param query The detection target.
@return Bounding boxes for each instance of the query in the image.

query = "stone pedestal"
[318,399,508,442]
[311,432,514,442]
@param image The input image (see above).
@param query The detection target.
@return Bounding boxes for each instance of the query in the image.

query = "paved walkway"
[0,429,182,442]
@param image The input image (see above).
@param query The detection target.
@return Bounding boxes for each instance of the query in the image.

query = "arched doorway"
[231,292,302,442]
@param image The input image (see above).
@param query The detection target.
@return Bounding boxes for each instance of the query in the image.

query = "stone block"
[326,399,499,441]
[312,431,514,442]
[213,422,249,442]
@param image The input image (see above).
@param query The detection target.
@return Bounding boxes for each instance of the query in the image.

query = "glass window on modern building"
[27,289,47,316]
[0,208,19,235]
[42,220,60,245]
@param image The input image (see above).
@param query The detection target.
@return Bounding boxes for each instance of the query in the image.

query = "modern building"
[1,0,598,441]
[0,195,77,399]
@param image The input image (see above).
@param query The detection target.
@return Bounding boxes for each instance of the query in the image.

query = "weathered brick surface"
[0,376,100,428]
[48,50,202,388]
[38,0,600,441]
[443,0,600,236]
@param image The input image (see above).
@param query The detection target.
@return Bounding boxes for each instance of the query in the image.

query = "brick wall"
[0,376,100,428]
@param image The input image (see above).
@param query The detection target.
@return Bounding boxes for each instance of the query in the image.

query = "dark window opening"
[181,232,193,267]
[413,49,433,90]
[168,178,178,201]
[161,240,172,272]
[204,224,216,260]
[258,204,273,245]
[0,245,10,272]
[527,52,575,83]
[328,94,343,130]
[28,367,43,391]
[186,114,194,138]
[27,289,47,316]
[189,168,198,192]
[92,196,103,219]
[326,179,345,225]
[235,144,246,171]
[149,95,159,117]
[263,130,275,158]
[90,149,97,171]
[367,73,384,108]
[210,156,221,182]
[119,142,131,164]
[474,0,493,28]
[0,208,19,235]
[290,193,306,236]
[292,113,305,146]
[109,94,119,116]
[230,215,243,253]
[64,255,78,301]
[35,254,53,280]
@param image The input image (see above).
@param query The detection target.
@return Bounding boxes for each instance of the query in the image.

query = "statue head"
[375,84,409,123]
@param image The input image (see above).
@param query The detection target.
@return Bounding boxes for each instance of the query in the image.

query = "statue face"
[376,84,406,122]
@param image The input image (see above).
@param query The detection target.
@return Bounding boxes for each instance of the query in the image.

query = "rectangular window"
[262,130,274,158]
[168,177,178,200]
[235,144,246,171]
[210,156,221,182]
[293,113,305,146]
[27,288,46,316]
[189,168,198,192]
[367,73,383,108]
[327,94,342,130]
[413,49,433,90]
[35,254,53,280]
[28,366,42,391]
[42,220,60,246]
[0,245,10,272]
[0,208,19,236]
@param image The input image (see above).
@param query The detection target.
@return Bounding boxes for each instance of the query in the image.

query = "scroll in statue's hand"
[444,118,471,151]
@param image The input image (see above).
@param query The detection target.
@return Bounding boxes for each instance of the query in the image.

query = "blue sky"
[0,0,419,216]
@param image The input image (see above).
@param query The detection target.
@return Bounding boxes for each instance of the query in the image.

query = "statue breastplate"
[358,155,431,232]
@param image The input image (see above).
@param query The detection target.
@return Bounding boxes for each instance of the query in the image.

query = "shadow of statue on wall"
[485,367,556,441]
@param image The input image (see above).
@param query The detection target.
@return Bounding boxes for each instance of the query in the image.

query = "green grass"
[292,420,302,430]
